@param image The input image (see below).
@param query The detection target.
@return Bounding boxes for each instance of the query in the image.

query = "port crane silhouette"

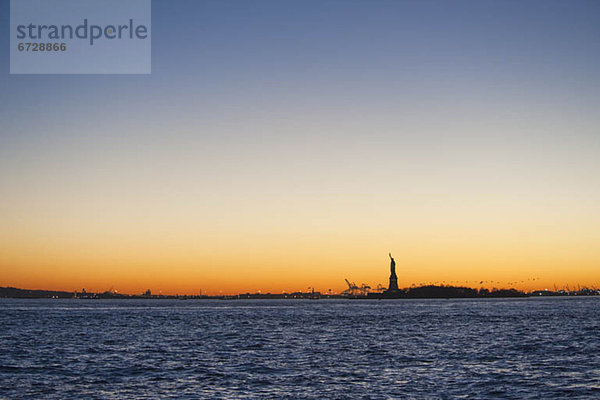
[343,279,373,296]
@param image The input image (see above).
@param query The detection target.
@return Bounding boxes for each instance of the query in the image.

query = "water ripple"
[0,298,599,399]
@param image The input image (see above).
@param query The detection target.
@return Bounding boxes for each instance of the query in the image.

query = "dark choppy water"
[1,298,599,399]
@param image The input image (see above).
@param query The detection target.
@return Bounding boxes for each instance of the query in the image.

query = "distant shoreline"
[1,285,598,300]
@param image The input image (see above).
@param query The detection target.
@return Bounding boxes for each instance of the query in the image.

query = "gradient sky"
[1,0,599,294]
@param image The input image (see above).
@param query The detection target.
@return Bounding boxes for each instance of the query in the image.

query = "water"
[1,298,599,399]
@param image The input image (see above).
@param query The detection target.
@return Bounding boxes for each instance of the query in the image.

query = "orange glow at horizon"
[2,220,599,295]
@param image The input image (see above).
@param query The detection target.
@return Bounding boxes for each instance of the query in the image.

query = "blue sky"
[1,0,600,293]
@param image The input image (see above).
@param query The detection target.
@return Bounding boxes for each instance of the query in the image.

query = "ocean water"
[0,298,599,399]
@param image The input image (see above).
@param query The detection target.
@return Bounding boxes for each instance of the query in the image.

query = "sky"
[1,0,599,295]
